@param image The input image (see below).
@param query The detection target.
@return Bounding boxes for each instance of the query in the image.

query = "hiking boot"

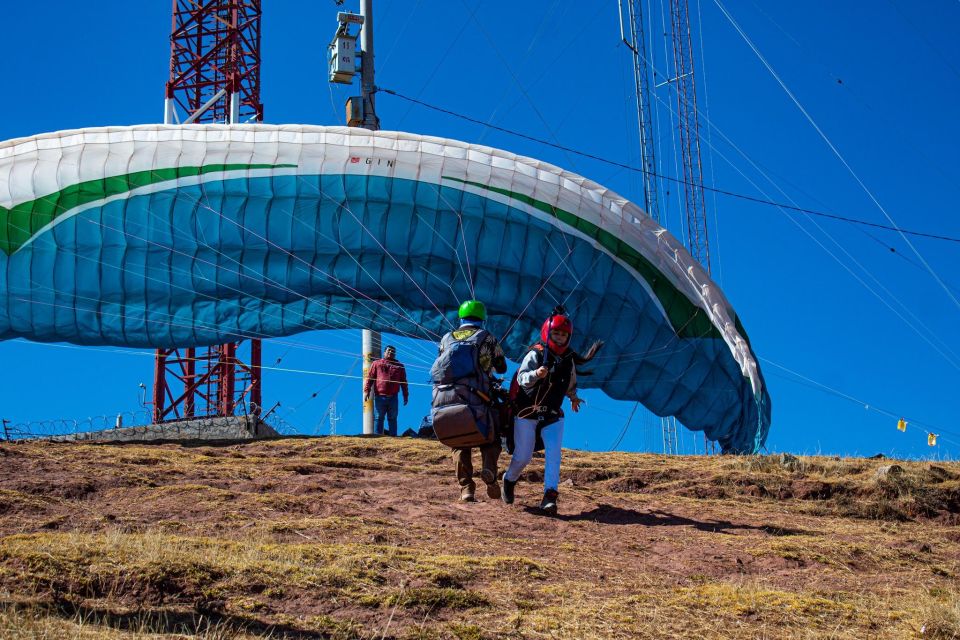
[502,475,516,504]
[540,489,559,515]
[481,469,501,500]
[459,484,476,503]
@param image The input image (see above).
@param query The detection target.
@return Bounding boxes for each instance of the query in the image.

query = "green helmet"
[458,300,486,321]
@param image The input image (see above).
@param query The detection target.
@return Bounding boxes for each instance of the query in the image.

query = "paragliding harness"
[430,328,505,448]
[504,343,574,454]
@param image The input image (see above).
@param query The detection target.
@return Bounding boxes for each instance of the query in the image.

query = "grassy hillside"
[0,436,957,639]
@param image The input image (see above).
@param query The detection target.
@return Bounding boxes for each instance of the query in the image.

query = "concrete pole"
[359,0,380,131]
[362,327,381,435]
[359,0,381,435]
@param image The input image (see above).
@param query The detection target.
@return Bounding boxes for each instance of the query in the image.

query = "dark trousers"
[454,441,502,489]
[374,394,399,436]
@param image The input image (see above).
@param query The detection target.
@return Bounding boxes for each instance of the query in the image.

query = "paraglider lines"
[686,134,960,374]
[189,187,448,340]
[714,0,960,316]
[761,357,960,450]
[9,338,435,388]
[498,248,574,348]
[610,401,642,451]
[76,211,441,367]
[311,186,455,330]
[280,186,454,345]
[181,176,454,365]
[173,186,447,366]
[379,88,960,245]
[6,229,440,372]
[409,191,477,302]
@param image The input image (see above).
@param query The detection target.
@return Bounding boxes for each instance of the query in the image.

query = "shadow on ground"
[521,503,813,535]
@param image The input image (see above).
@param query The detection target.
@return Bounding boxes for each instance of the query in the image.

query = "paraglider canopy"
[0,124,770,453]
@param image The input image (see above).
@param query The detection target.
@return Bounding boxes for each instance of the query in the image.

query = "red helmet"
[541,310,573,354]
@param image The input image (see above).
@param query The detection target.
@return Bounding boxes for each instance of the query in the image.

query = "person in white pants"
[502,309,584,514]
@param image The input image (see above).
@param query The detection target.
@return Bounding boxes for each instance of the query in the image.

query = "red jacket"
[364,357,409,400]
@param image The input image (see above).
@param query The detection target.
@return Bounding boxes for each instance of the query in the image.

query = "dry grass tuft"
[919,591,960,639]
[0,603,264,639]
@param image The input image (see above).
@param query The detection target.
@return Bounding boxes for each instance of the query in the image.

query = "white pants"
[505,417,564,492]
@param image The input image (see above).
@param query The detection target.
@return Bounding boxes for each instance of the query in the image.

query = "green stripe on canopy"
[0,163,295,255]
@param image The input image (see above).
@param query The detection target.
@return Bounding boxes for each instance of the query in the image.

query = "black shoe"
[540,489,559,515]
[502,476,516,504]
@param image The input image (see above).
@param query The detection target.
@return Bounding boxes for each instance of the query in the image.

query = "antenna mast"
[619,0,661,223]
[668,0,716,454]
[621,0,682,455]
[621,0,715,454]
[668,0,711,272]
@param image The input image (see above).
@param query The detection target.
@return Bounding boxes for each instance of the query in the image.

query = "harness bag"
[430,328,498,448]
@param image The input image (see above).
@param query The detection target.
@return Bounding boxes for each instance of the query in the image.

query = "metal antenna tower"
[619,0,680,455]
[164,0,264,124]
[619,0,661,223]
[668,0,711,272]
[152,0,264,424]
[668,0,715,454]
[619,0,714,455]
[328,402,342,435]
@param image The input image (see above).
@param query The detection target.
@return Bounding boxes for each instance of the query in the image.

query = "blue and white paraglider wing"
[0,125,770,452]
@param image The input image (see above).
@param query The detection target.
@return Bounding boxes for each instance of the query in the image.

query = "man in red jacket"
[363,345,409,436]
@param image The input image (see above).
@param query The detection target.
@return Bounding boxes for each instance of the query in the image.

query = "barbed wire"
[262,412,300,436]
[1,410,152,440]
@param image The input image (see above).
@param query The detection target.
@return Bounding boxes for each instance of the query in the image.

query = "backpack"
[430,328,498,448]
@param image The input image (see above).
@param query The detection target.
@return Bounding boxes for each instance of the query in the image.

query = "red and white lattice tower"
[151,0,264,423]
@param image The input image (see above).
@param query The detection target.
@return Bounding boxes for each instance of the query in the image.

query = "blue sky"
[1,1,958,459]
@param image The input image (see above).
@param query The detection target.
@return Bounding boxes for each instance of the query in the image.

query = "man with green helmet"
[431,299,507,502]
